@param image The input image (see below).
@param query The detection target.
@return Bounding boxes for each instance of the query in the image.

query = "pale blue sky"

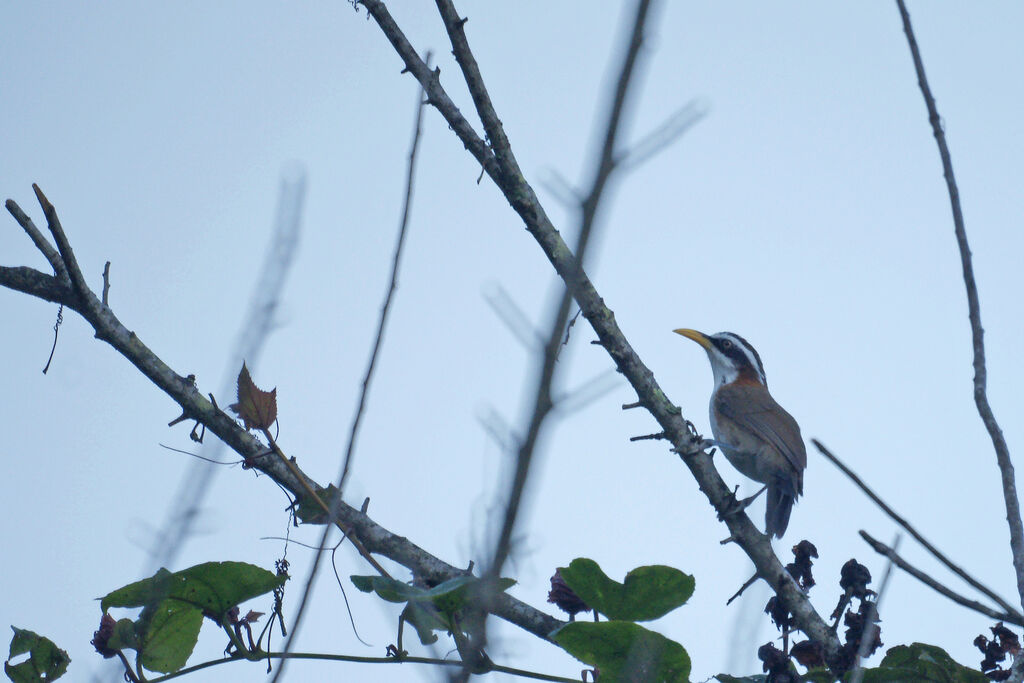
[3,2,1023,681]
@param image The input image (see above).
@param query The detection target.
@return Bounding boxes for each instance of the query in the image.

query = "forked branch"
[1,189,562,643]
[356,0,843,666]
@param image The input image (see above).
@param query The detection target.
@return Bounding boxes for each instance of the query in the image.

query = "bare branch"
[482,282,543,351]
[618,98,708,172]
[338,55,428,498]
[860,531,1023,627]
[270,57,431,681]
[0,264,74,307]
[552,369,622,416]
[5,198,69,282]
[433,0,516,171]
[814,439,1022,620]
[357,0,842,665]
[357,0,498,181]
[896,0,1024,613]
[101,261,111,306]
[850,534,901,682]
[1,191,563,643]
[537,168,582,209]
[32,184,91,300]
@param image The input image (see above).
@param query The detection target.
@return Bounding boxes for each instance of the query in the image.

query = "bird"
[674,329,806,538]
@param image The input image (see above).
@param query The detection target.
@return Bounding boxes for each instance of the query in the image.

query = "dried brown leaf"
[229,362,277,430]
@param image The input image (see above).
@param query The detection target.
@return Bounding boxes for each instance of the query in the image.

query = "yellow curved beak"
[673,328,712,350]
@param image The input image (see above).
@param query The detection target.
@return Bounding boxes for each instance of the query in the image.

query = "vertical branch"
[271,60,430,682]
[431,1,657,677]
[147,170,305,573]
[896,0,1024,611]
[481,0,656,582]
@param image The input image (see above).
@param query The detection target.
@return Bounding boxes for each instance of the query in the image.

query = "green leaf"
[351,575,430,603]
[401,603,443,645]
[551,621,690,682]
[352,574,516,645]
[351,575,515,614]
[4,627,70,682]
[425,576,516,615]
[96,562,285,675]
[295,484,340,524]
[135,601,203,674]
[858,643,988,683]
[101,562,287,623]
[714,676,766,683]
[802,668,835,683]
[105,619,139,652]
[559,558,695,621]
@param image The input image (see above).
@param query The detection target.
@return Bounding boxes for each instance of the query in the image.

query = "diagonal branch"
[861,531,1023,627]
[1,190,562,643]
[32,185,91,301]
[433,0,516,172]
[814,439,1022,620]
[895,0,1024,613]
[356,1,498,180]
[357,0,843,667]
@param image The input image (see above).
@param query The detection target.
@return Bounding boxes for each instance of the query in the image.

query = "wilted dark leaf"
[229,362,277,430]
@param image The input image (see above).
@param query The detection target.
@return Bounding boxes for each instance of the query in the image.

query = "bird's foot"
[717,484,767,521]
[736,484,768,511]
[717,485,742,522]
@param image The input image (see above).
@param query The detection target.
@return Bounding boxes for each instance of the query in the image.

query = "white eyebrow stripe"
[715,332,767,386]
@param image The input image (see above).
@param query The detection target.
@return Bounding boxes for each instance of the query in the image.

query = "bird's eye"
[721,339,732,349]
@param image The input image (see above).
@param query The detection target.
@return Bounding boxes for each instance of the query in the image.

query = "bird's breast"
[709,393,774,484]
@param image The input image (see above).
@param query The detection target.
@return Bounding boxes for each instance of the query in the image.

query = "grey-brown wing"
[715,383,807,476]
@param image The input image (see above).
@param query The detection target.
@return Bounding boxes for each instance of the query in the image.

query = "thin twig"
[335,53,427,495]
[552,369,621,416]
[630,432,666,443]
[896,0,1024,613]
[157,442,239,465]
[146,169,305,574]
[617,99,708,172]
[813,439,1022,620]
[135,649,580,683]
[101,261,111,305]
[850,534,901,682]
[32,184,90,299]
[41,304,63,374]
[537,168,582,208]
[860,530,1023,626]
[262,428,390,578]
[270,56,430,682]
[726,572,759,606]
[482,283,543,351]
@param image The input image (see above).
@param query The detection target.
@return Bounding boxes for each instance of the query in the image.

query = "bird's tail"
[766,484,795,538]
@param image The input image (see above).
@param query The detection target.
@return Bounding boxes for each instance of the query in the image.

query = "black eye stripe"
[712,332,767,384]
